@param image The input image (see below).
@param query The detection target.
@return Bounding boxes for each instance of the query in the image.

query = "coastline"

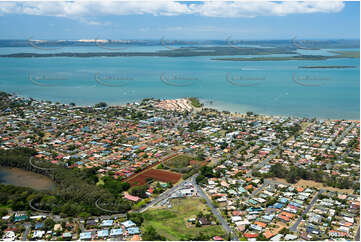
[200,98,360,121]
[86,98,361,121]
[6,92,360,121]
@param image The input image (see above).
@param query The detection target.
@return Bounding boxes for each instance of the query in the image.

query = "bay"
[0,45,359,120]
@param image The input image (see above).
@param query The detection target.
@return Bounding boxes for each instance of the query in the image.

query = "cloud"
[0,1,345,20]
[189,1,345,17]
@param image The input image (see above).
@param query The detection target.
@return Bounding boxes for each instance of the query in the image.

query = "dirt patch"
[269,178,354,194]
[127,168,182,186]
[124,153,178,183]
[163,154,207,174]
[296,179,354,194]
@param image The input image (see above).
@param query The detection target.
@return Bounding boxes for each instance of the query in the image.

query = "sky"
[0,1,359,40]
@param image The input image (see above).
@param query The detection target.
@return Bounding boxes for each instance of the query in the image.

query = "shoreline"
[199,98,360,121]
[7,92,360,121]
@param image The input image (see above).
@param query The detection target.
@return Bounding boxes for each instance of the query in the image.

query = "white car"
[2,231,16,241]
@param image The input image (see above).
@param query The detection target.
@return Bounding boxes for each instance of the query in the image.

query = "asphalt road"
[247,121,313,178]
[250,179,289,196]
[79,222,85,233]
[140,172,239,240]
[247,151,279,177]
[139,121,323,237]
[192,175,239,241]
[290,189,324,232]
[355,225,360,241]
[334,122,356,145]
[22,223,31,241]
[138,175,195,213]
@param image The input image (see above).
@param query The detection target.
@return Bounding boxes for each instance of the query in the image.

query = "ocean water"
[0,45,359,119]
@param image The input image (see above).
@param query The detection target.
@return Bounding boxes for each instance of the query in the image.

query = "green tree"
[142,226,165,241]
[127,212,144,226]
[0,208,8,217]
[129,185,148,199]
[95,102,107,108]
[44,218,55,230]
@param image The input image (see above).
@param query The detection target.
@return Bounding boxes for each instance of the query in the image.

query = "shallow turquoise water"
[0,46,359,119]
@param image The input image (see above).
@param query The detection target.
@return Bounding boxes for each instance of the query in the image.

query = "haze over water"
[0,45,359,120]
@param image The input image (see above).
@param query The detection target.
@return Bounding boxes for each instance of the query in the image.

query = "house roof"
[270,234,283,241]
[80,232,92,240]
[255,221,267,228]
[263,230,275,239]
[199,217,211,225]
[97,229,109,237]
[122,220,136,228]
[213,236,224,241]
[124,192,140,202]
[110,228,124,236]
[278,214,290,221]
[284,234,298,240]
[244,233,258,238]
[127,227,140,235]
[62,232,72,238]
[130,235,141,241]
[100,220,113,227]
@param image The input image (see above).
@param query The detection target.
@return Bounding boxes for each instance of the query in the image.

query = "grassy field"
[96,176,105,186]
[188,97,203,108]
[142,198,226,240]
[270,178,354,194]
[165,155,193,168]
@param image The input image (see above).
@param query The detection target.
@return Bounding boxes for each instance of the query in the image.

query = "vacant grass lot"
[142,198,226,240]
[165,155,193,169]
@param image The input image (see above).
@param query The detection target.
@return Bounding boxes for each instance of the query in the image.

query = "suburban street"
[290,189,325,232]
[192,175,240,241]
[79,221,85,233]
[246,151,279,177]
[335,122,356,145]
[247,122,312,177]
[138,121,358,239]
[138,174,195,213]
[140,173,239,240]
[355,225,360,241]
[251,179,289,196]
[21,223,31,241]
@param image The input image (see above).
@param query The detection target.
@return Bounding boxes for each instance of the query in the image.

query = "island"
[212,51,360,61]
[299,65,357,69]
